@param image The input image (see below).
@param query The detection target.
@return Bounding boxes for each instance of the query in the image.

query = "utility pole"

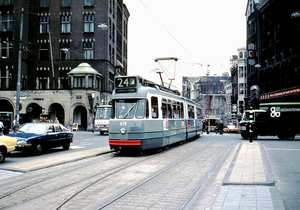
[15,8,24,131]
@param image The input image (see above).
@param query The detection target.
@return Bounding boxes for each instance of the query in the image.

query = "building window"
[60,42,71,60]
[39,15,49,34]
[83,41,94,60]
[37,68,49,89]
[74,76,85,88]
[84,0,94,6]
[88,76,93,88]
[60,48,70,60]
[0,67,11,89]
[61,15,71,33]
[39,42,49,61]
[0,0,14,5]
[59,67,69,89]
[239,52,243,59]
[61,0,71,7]
[239,67,244,77]
[40,0,49,8]
[38,79,48,89]
[84,14,94,33]
[239,83,244,94]
[0,14,14,32]
[0,40,13,59]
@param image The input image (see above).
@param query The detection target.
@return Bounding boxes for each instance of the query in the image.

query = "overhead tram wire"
[139,0,191,56]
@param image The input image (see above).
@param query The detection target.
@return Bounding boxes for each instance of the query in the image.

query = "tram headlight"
[120,128,126,135]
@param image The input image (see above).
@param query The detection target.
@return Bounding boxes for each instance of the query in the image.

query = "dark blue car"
[8,122,73,155]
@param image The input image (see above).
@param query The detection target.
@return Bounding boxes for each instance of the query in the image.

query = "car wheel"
[241,132,249,140]
[286,134,295,140]
[35,144,43,155]
[0,149,6,163]
[63,142,70,150]
[277,135,285,140]
[249,132,258,140]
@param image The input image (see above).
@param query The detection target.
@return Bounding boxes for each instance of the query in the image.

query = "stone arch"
[0,98,14,130]
[73,105,88,131]
[26,103,42,122]
[49,103,65,124]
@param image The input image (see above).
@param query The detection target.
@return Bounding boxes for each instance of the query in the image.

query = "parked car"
[223,124,239,133]
[7,122,73,155]
[0,135,17,162]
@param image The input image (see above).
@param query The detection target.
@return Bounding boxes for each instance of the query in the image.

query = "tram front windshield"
[114,99,148,119]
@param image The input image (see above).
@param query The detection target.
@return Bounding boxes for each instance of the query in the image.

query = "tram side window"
[180,102,184,118]
[167,103,172,119]
[162,98,172,119]
[196,107,201,119]
[162,101,167,119]
[172,103,177,119]
[135,99,149,119]
[188,105,195,119]
[151,97,159,118]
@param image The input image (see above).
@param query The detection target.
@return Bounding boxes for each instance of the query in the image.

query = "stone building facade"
[0,0,129,131]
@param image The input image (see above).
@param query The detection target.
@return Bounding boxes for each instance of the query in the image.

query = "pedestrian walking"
[216,120,224,134]
[0,120,4,135]
[3,117,10,135]
[205,119,209,134]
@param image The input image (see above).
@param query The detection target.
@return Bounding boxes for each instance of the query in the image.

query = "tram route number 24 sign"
[116,77,137,88]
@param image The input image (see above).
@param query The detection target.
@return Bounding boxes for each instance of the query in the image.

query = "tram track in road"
[0,153,159,210]
[96,139,237,210]
[0,137,236,210]
[0,154,115,204]
[97,141,213,209]
[180,141,235,210]
[0,140,202,209]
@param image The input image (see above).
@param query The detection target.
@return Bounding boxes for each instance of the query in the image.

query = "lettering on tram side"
[163,120,168,130]
[120,121,127,126]
[181,120,185,128]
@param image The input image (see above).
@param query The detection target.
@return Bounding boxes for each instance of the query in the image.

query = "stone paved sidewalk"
[213,142,284,210]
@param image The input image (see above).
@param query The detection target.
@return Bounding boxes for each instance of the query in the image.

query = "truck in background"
[94,105,112,135]
[239,102,300,140]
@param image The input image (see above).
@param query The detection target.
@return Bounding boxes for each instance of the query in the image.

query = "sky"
[123,0,248,91]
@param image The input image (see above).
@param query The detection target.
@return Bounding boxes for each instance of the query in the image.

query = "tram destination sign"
[115,77,137,88]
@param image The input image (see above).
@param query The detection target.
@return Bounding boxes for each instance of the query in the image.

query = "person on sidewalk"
[0,120,4,135]
[205,119,209,134]
[3,117,10,135]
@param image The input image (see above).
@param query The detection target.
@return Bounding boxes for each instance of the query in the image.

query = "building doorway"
[49,103,64,124]
[73,106,87,131]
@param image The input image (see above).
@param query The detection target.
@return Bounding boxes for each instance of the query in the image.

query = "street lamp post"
[15,8,24,132]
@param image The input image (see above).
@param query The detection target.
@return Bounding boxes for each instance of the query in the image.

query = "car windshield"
[242,112,250,121]
[19,123,47,134]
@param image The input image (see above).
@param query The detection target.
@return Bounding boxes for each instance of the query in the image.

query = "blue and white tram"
[109,76,202,151]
